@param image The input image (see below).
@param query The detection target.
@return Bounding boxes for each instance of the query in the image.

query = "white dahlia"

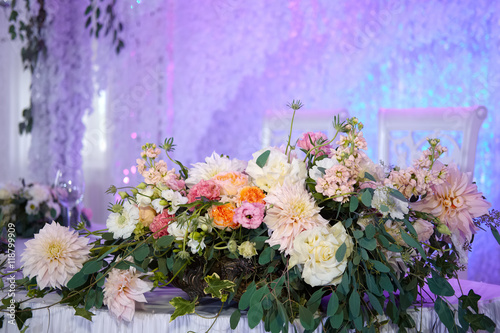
[185,152,247,188]
[21,223,92,289]
[264,181,328,254]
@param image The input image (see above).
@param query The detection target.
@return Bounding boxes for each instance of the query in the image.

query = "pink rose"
[187,180,221,203]
[296,132,331,156]
[413,218,434,242]
[233,202,265,229]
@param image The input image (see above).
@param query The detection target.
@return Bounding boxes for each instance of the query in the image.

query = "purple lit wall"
[88,1,500,282]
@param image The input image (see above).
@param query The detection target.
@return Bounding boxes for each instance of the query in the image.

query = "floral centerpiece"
[2,101,500,332]
[0,180,63,238]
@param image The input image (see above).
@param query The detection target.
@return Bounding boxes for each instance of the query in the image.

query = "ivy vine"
[5,0,125,135]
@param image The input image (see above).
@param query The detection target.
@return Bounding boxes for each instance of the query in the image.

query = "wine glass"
[54,169,85,228]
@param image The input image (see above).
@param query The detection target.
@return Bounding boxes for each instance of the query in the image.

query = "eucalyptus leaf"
[230,309,241,330]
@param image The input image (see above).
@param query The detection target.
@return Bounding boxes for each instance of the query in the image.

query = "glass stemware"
[54,169,85,228]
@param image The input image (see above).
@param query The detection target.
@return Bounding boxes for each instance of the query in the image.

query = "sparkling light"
[123,177,130,184]
[123,169,129,175]
[131,132,137,139]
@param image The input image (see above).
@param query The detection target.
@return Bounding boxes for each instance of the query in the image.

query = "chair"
[262,109,350,148]
[378,106,487,176]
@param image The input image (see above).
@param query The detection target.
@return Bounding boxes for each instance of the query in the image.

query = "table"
[2,280,500,333]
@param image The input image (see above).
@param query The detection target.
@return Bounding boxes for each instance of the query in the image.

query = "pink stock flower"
[297,132,331,156]
[187,179,221,203]
[233,202,265,229]
[103,261,153,321]
[164,174,186,191]
[149,211,175,239]
[411,164,491,242]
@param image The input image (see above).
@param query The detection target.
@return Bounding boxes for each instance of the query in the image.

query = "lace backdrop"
[21,0,500,282]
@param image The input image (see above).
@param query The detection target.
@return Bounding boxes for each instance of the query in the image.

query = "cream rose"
[238,241,257,259]
[289,223,353,287]
[245,147,307,192]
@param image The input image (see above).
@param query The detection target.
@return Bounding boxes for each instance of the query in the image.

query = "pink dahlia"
[150,211,175,239]
[187,179,221,203]
[233,202,265,229]
[412,164,490,242]
[21,222,92,289]
[264,182,329,254]
[103,261,153,321]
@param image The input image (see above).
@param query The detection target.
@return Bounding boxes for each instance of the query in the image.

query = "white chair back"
[378,106,487,176]
[262,109,350,148]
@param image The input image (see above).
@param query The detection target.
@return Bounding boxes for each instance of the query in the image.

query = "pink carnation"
[149,211,175,239]
[297,132,331,156]
[187,179,221,203]
[234,202,265,229]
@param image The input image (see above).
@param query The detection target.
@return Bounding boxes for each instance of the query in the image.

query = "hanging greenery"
[5,0,125,135]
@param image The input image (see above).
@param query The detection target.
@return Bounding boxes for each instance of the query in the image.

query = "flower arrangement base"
[169,256,259,301]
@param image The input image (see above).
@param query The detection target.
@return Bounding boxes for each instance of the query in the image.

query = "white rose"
[246,147,307,192]
[289,223,353,287]
[238,241,257,259]
[28,184,51,204]
[136,187,155,207]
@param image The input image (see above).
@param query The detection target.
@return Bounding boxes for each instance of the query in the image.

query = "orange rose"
[213,172,249,196]
[211,203,239,229]
[238,186,266,204]
[139,206,157,227]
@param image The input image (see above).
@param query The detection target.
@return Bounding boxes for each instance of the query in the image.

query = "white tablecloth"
[3,280,500,333]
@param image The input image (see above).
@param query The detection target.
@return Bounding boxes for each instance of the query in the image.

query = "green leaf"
[327,292,339,316]
[365,224,376,239]
[259,246,274,265]
[85,289,96,310]
[74,307,94,321]
[491,226,500,245]
[82,260,103,274]
[85,5,92,15]
[307,289,326,313]
[370,260,390,273]
[361,190,372,207]
[238,282,256,310]
[250,287,268,307]
[101,232,114,241]
[133,244,150,262]
[353,230,363,239]
[158,257,168,275]
[230,309,241,330]
[95,288,104,309]
[96,246,116,261]
[169,297,197,322]
[67,272,88,289]
[428,271,455,297]
[364,172,376,182]
[114,260,131,270]
[247,303,264,329]
[329,313,343,329]
[299,305,315,330]
[389,188,407,202]
[157,235,175,248]
[434,297,457,332]
[400,228,427,259]
[203,273,236,302]
[404,219,417,237]
[379,204,389,213]
[256,150,271,168]
[349,291,360,317]
[349,196,359,212]
[359,237,377,251]
[459,289,481,313]
[335,242,347,262]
